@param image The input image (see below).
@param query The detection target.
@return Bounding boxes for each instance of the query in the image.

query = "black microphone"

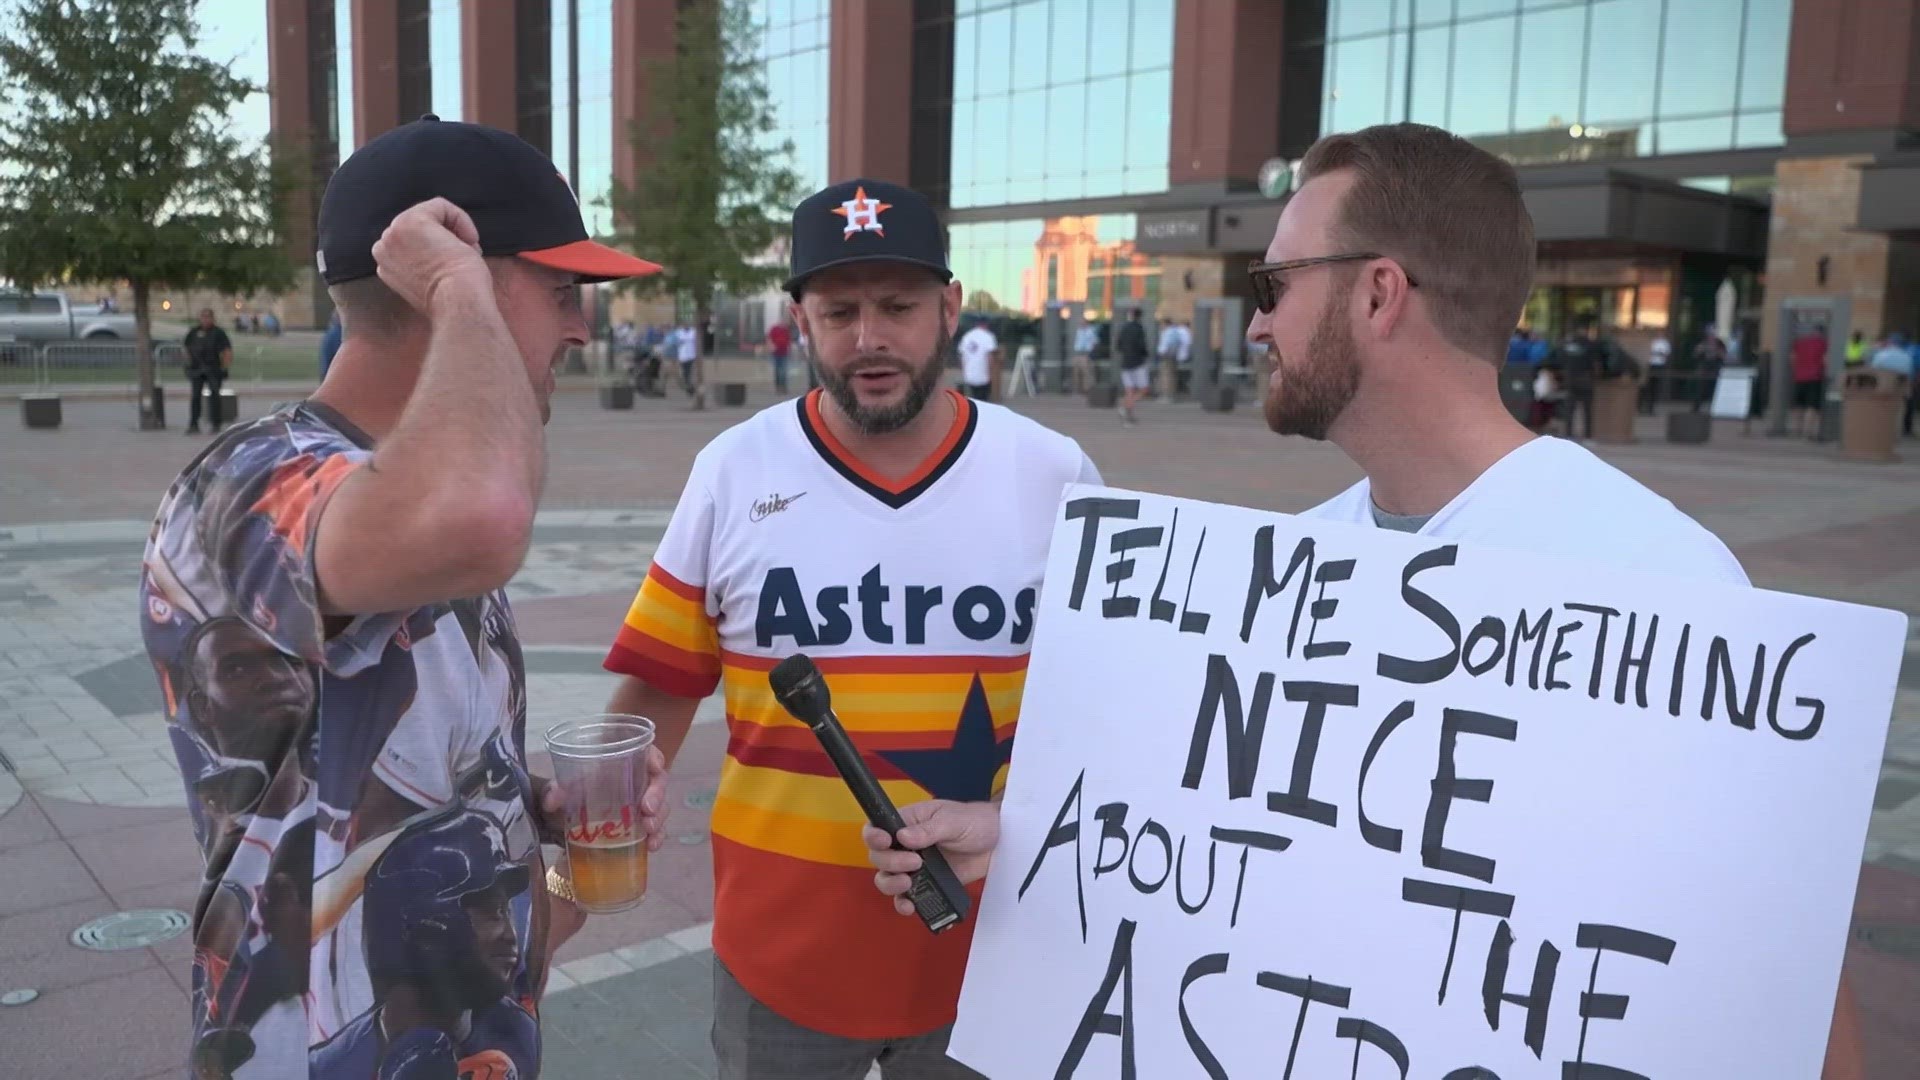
[768,652,972,934]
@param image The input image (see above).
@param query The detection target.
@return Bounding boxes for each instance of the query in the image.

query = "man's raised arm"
[313,198,547,616]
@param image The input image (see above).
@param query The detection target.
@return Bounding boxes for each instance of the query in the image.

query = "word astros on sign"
[948,485,1907,1080]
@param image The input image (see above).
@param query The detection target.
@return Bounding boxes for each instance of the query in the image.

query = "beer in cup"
[544,714,655,912]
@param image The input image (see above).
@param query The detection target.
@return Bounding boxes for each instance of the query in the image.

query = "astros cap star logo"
[832,185,891,238]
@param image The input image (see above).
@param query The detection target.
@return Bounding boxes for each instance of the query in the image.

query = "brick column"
[828,0,913,185]
[1784,0,1920,137]
[611,0,681,200]
[461,0,519,133]
[1168,0,1283,191]
[1763,0,1920,353]
[351,0,403,145]
[268,0,333,328]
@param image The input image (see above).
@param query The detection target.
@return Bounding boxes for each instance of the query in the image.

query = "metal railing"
[0,339,178,386]
[0,338,316,389]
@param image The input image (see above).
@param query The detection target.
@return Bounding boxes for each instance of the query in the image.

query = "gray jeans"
[710,957,984,1080]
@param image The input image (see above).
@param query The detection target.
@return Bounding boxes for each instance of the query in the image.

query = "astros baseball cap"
[316,113,661,286]
[783,177,951,298]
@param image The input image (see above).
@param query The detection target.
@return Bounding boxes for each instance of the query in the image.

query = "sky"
[193,0,274,146]
[0,0,273,145]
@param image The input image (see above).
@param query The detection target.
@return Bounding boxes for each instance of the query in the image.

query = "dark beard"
[1263,287,1359,441]
[811,325,953,436]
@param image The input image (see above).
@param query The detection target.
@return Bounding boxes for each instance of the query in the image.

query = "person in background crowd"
[1505,326,1532,366]
[1790,324,1831,438]
[1867,331,1917,439]
[1908,333,1920,437]
[956,316,998,400]
[1872,331,1916,376]
[1844,329,1866,367]
[1157,316,1181,391]
[863,120,1870,1080]
[676,321,699,396]
[1641,328,1672,413]
[1549,317,1607,440]
[1070,318,1096,393]
[1114,307,1151,423]
[1173,317,1193,395]
[765,317,793,395]
[183,307,233,435]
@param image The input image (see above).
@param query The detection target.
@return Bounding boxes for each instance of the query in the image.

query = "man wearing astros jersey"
[600,177,1102,1078]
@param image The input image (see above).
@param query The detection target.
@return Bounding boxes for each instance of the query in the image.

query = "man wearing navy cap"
[597,177,1102,1078]
[139,115,671,1078]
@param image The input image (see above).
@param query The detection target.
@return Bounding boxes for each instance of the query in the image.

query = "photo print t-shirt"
[139,399,549,1079]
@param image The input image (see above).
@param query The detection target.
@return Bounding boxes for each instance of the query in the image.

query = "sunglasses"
[1247,253,1420,314]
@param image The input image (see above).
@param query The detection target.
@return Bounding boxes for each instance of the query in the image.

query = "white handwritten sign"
[949,485,1907,1079]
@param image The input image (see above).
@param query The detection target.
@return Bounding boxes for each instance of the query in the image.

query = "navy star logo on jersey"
[877,673,1010,803]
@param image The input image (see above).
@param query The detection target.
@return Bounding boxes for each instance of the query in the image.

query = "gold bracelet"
[545,864,576,902]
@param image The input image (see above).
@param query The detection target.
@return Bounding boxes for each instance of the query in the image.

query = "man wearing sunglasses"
[1246,120,1863,1080]
[870,121,1865,1080]
[1244,122,1744,580]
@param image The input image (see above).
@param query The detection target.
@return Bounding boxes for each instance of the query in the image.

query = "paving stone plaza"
[2,385,1917,1078]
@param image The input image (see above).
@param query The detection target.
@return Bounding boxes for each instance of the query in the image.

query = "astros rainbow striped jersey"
[605,388,1100,1038]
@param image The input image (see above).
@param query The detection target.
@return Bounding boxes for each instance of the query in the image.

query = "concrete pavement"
[3,382,1918,1078]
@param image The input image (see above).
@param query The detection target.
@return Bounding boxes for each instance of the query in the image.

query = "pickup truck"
[0,290,138,343]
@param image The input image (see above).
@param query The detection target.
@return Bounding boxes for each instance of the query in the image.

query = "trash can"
[1839,368,1908,462]
[1592,373,1641,444]
[598,381,634,410]
[1666,410,1711,444]
[22,393,61,429]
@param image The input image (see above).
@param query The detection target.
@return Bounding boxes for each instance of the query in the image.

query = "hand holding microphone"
[769,653,976,934]
[861,800,1000,919]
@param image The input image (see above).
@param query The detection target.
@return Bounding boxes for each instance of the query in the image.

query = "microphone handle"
[807,704,972,934]
[809,706,911,836]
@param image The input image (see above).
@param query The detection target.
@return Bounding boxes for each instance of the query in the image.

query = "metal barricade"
[2,339,186,390]
[0,339,36,387]
[39,339,138,380]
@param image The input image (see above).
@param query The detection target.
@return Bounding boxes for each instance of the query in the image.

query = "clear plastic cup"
[544,714,655,913]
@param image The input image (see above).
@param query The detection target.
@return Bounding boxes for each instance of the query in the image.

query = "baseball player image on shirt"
[310,803,540,1080]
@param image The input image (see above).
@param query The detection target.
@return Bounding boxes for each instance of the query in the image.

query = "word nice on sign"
[948,485,1907,1080]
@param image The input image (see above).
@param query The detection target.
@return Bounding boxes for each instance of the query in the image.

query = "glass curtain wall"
[1314,0,1789,165]
[947,213,1157,318]
[753,0,831,196]
[945,0,1174,209]
[547,0,616,236]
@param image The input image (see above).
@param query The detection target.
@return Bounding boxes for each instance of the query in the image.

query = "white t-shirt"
[1302,436,1750,587]
[958,325,997,385]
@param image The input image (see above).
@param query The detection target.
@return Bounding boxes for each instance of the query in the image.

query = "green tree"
[604,0,805,405]
[0,0,295,428]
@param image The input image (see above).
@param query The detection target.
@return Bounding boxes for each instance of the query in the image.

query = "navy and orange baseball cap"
[783,177,951,298]
[316,113,661,285]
